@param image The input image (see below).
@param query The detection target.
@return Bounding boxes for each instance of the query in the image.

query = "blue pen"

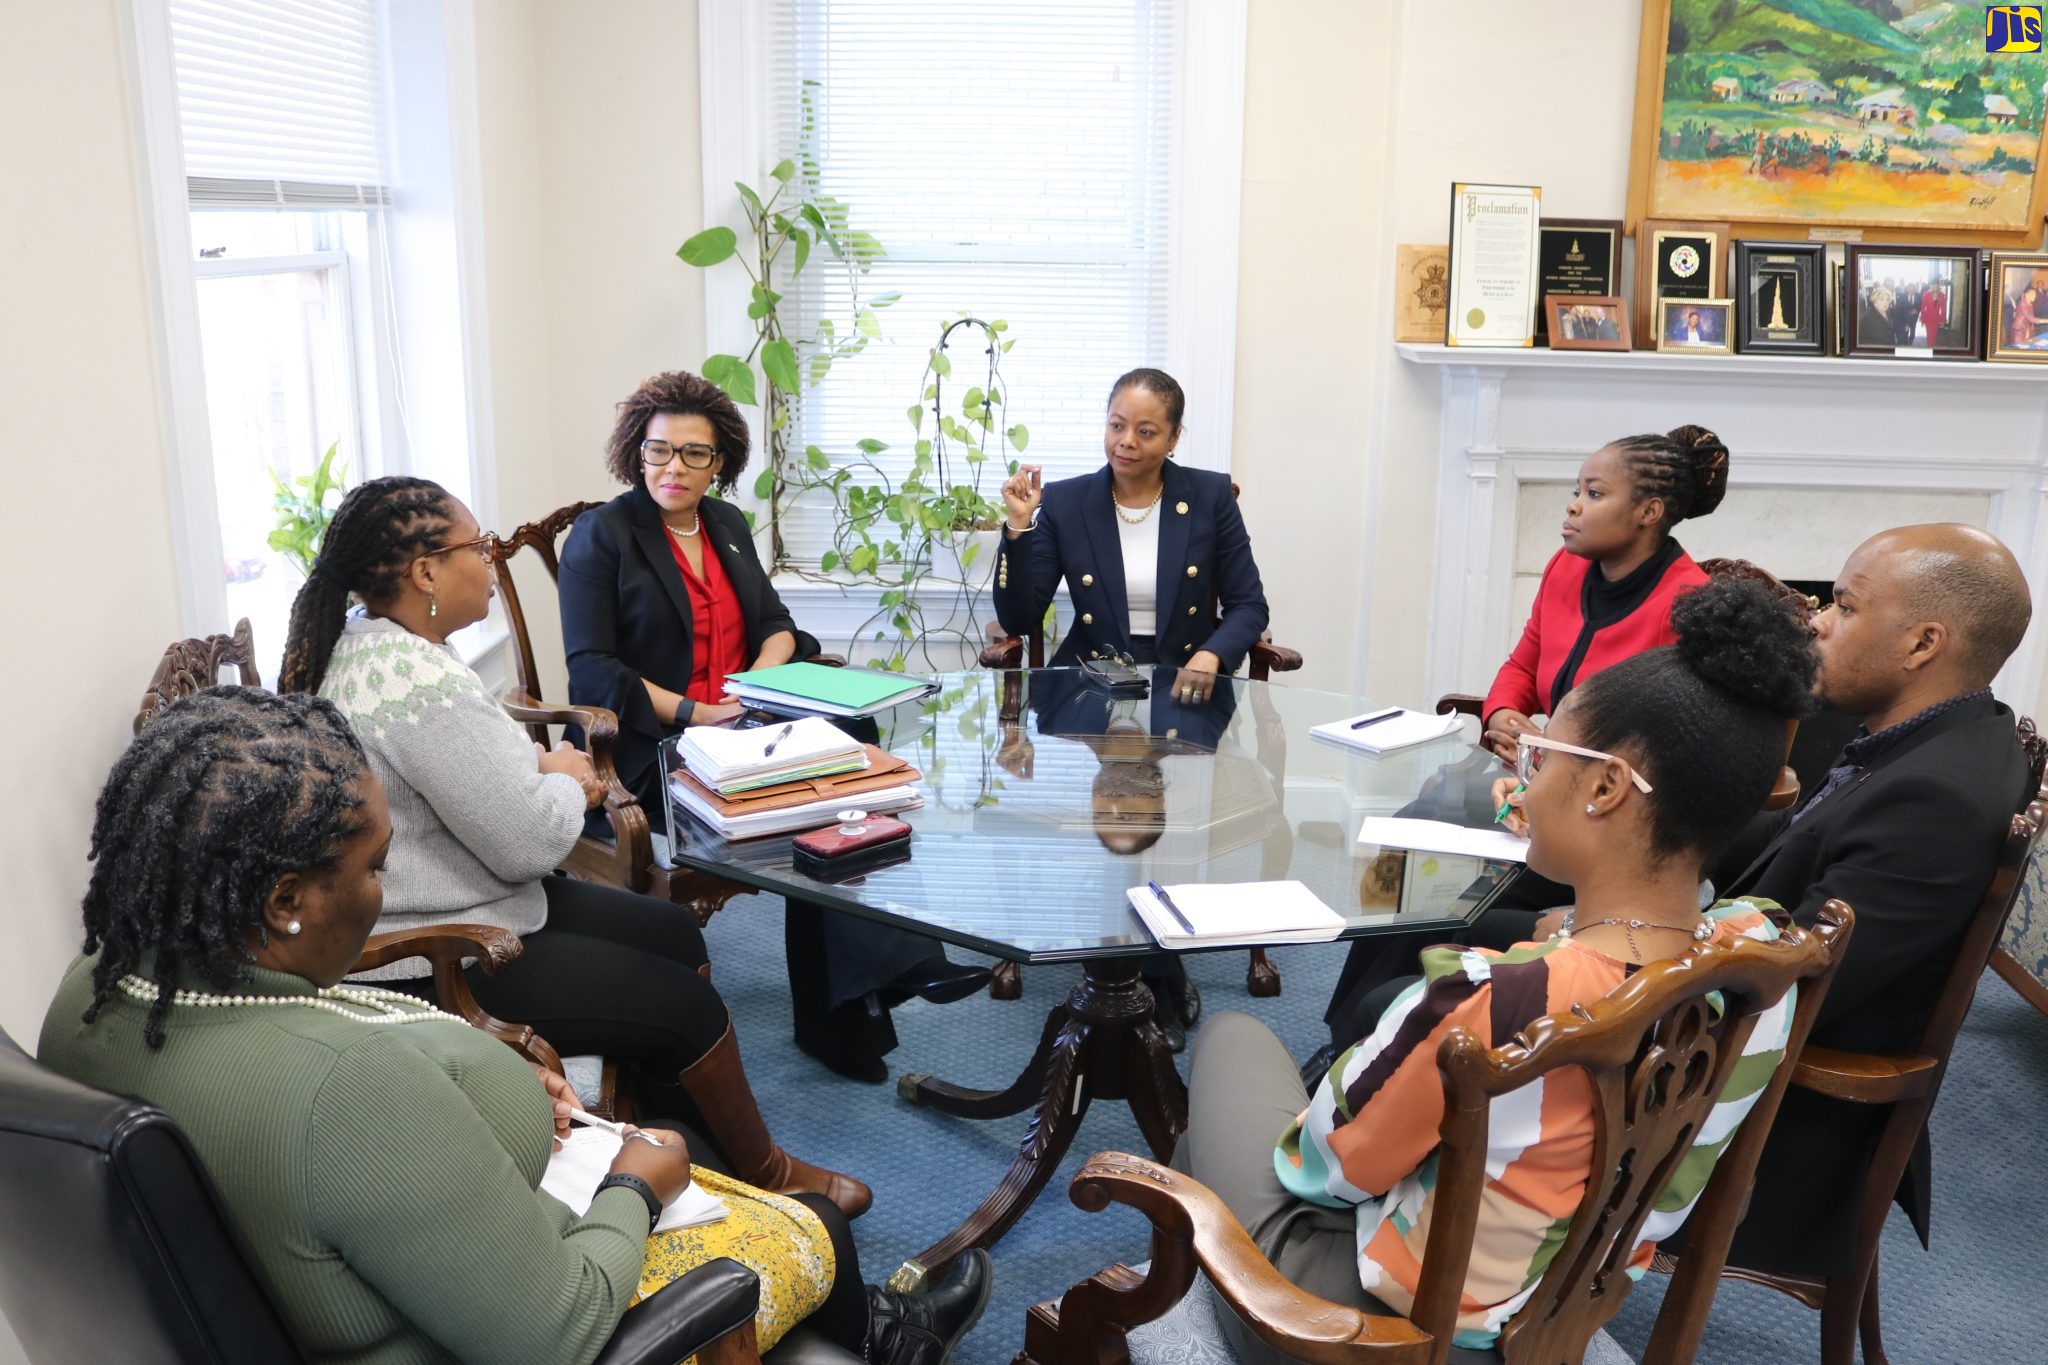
[1350,707,1404,730]
[1145,880,1199,936]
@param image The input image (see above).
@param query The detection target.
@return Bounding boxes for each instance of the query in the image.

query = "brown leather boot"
[678,1012,873,1218]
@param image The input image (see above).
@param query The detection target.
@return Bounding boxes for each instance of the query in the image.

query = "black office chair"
[0,1023,768,1365]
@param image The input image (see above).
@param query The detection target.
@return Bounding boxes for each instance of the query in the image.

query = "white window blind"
[167,0,390,207]
[768,0,1178,565]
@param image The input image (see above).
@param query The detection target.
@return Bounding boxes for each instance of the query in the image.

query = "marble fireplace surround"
[1398,345,2048,716]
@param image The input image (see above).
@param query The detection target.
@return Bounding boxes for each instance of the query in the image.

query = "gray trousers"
[1179,1011,1497,1365]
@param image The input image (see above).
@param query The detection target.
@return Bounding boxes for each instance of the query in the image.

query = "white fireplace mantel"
[1397,343,2048,714]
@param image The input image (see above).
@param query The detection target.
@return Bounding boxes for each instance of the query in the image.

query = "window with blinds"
[168,0,390,207]
[766,0,1178,566]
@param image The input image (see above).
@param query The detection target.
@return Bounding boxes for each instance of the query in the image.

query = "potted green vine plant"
[267,441,348,578]
[675,95,1030,670]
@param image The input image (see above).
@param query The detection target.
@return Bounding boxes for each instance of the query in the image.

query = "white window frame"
[118,0,506,680]
[696,0,1248,641]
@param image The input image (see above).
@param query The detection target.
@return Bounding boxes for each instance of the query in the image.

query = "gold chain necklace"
[1114,484,1164,525]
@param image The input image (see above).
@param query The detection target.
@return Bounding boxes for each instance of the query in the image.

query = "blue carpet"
[699,893,2048,1363]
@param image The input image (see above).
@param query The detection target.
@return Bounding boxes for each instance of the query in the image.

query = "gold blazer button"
[1081,613,1094,625]
[1186,565,1199,578]
[1187,605,1198,616]
[1081,573,1094,587]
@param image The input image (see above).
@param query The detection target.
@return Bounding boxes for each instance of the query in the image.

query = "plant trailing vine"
[676,85,1032,670]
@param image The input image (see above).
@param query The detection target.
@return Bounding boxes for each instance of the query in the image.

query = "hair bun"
[1669,576,1813,719]
[1667,424,1730,518]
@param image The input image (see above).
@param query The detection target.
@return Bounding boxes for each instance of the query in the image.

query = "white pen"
[567,1107,665,1146]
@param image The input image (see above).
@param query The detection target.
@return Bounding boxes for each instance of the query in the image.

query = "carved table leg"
[648,867,753,928]
[1245,947,1282,997]
[896,1004,1069,1120]
[887,958,1183,1291]
[989,960,1024,1000]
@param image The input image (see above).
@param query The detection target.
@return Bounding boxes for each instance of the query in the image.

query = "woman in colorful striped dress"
[1179,575,1817,1360]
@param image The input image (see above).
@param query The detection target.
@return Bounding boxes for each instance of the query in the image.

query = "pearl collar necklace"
[665,517,702,539]
[117,974,465,1026]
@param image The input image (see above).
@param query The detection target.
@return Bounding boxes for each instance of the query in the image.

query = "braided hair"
[81,687,371,1048]
[277,475,458,695]
[1607,424,1730,532]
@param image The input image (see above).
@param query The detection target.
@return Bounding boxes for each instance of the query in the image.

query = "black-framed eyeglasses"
[640,440,719,469]
[416,532,493,567]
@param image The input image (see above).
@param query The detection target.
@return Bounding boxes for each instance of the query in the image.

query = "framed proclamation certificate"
[1446,183,1541,348]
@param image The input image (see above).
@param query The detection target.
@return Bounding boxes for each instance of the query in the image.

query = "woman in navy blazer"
[992,367,1272,1041]
[560,370,987,1084]
[992,368,1269,706]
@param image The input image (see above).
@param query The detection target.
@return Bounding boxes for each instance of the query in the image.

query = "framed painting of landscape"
[1627,0,2048,246]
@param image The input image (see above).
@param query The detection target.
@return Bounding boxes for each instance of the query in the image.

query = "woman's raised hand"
[1002,464,1043,534]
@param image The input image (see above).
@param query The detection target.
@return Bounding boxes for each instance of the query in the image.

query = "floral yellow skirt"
[634,1168,836,1355]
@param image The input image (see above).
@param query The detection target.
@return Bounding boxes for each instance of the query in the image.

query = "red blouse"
[1482,545,1707,721]
[665,530,748,705]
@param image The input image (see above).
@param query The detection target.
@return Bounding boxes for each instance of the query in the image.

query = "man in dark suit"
[1707,523,2035,1277]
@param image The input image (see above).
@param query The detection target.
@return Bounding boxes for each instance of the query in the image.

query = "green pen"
[1494,783,1526,825]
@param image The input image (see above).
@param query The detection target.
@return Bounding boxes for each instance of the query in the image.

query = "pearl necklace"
[1114,485,1164,525]
[665,517,701,539]
[117,974,466,1026]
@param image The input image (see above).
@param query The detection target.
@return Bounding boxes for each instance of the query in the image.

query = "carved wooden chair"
[1018,902,1856,1365]
[134,622,619,1117]
[1713,792,2046,1365]
[1989,718,2048,1016]
[978,483,1303,1002]
[1436,558,1810,812]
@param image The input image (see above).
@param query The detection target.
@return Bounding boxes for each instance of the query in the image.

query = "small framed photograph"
[1843,244,1982,360]
[1546,295,1631,351]
[1735,240,1827,357]
[1655,298,1734,355]
[1535,218,1622,342]
[1987,253,2048,364]
[1635,219,1730,347]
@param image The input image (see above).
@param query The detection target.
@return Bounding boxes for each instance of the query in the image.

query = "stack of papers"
[677,717,867,795]
[540,1128,727,1232]
[666,743,926,841]
[724,662,938,718]
[1125,880,1348,949]
[1357,815,1529,864]
[1309,707,1464,754]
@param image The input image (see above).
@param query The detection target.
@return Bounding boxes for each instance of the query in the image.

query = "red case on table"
[790,815,911,860]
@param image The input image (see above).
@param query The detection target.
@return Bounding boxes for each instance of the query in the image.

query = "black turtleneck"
[1547,537,1685,706]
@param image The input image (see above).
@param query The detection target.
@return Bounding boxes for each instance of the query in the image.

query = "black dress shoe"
[885,956,993,1007]
[866,1247,992,1365]
[1298,1041,1338,1091]
[796,1035,889,1084]
[1173,975,1202,1029]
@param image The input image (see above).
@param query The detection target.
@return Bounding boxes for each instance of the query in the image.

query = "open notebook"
[539,1128,727,1233]
[1125,880,1347,949]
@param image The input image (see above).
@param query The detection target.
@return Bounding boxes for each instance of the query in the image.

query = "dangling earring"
[286,920,302,936]
[428,590,438,619]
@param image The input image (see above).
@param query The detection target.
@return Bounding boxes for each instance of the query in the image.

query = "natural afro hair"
[80,687,372,1048]
[1566,576,1815,865]
[605,370,750,493]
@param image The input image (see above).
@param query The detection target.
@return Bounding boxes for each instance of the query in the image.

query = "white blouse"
[1117,507,1161,637]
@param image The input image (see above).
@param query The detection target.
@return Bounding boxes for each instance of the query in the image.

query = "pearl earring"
[286,920,302,936]
[1585,803,1597,815]
[428,591,438,619]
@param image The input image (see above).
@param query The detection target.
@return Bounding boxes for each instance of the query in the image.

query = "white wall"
[0,5,188,1357]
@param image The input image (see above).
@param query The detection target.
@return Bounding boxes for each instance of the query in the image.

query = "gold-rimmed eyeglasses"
[1515,732,1655,794]
[416,532,493,567]
[640,440,719,469]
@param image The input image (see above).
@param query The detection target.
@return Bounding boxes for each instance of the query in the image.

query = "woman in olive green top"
[38,689,990,1365]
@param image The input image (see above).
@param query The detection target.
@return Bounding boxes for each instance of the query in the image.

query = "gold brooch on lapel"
[1176,501,1188,515]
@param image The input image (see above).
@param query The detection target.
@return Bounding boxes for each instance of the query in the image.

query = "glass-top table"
[651,667,1523,1288]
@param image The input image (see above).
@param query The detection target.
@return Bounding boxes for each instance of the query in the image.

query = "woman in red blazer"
[1481,425,1730,761]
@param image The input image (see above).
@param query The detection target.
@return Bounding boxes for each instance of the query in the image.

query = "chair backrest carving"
[1411,911,1846,1364]
[490,502,601,746]
[135,619,262,734]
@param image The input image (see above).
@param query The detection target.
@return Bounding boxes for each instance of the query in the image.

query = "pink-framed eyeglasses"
[1515,732,1655,794]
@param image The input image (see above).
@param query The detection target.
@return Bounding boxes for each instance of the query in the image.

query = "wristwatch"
[595,1172,663,1232]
